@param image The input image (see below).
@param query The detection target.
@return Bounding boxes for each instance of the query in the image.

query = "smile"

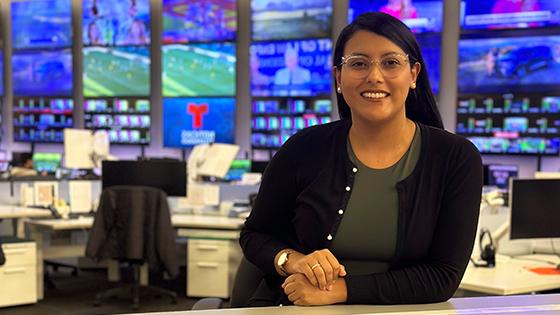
[361,92,389,99]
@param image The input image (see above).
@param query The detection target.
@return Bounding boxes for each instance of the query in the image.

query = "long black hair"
[333,12,443,129]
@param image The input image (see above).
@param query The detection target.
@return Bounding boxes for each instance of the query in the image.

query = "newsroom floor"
[0,266,219,315]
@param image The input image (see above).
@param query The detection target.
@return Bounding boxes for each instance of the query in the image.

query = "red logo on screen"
[187,103,209,129]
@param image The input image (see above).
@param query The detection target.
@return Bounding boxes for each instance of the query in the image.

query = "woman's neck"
[348,115,416,169]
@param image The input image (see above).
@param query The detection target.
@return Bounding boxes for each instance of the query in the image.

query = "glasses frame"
[336,53,414,79]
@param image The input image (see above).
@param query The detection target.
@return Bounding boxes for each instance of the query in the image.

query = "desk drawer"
[1,243,35,267]
[0,264,37,307]
[188,240,228,262]
[187,261,229,298]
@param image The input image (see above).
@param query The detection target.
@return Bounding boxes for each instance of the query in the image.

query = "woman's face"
[335,30,419,125]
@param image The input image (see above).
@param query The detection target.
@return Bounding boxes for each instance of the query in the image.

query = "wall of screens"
[162,0,238,148]
[11,0,73,143]
[250,0,333,161]
[456,0,560,156]
[82,0,151,145]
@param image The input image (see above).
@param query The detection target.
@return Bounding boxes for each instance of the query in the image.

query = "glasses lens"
[344,55,408,79]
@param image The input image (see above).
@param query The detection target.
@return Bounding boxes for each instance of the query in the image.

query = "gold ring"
[311,263,321,270]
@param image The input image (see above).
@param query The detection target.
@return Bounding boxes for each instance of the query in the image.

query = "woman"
[240,12,483,306]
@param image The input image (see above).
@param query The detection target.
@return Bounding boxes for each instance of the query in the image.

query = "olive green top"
[331,125,421,275]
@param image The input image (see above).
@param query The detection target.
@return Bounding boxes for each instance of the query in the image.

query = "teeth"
[362,92,388,99]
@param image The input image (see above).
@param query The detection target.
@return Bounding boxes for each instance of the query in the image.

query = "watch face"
[278,252,288,266]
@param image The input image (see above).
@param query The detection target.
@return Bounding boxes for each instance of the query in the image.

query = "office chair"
[85,186,179,310]
[191,256,264,310]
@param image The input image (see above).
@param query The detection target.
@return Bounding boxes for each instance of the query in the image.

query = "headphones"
[474,228,496,268]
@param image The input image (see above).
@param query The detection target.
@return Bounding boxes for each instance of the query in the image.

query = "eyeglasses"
[338,53,412,79]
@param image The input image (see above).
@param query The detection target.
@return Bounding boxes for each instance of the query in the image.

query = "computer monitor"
[102,160,187,197]
[509,178,560,239]
[11,151,33,167]
[32,152,62,173]
[484,164,518,191]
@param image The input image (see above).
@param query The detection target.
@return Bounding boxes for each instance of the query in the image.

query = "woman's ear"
[411,62,421,83]
[334,66,342,92]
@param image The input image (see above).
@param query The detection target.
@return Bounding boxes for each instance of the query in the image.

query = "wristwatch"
[277,250,292,276]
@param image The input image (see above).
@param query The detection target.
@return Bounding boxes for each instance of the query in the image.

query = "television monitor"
[483,164,518,191]
[510,178,560,239]
[162,43,236,97]
[456,94,560,155]
[251,0,332,41]
[13,97,74,143]
[83,0,150,46]
[348,0,443,33]
[460,0,560,30]
[32,152,62,173]
[162,0,237,43]
[458,35,560,94]
[11,152,32,167]
[83,46,150,97]
[163,97,235,147]
[84,98,151,145]
[102,160,187,196]
[250,39,332,97]
[12,49,73,96]
[224,159,252,181]
[417,34,441,94]
[11,0,72,49]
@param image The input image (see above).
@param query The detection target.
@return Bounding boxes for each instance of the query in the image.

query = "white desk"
[0,205,53,237]
[127,293,560,315]
[26,214,245,299]
[460,255,560,295]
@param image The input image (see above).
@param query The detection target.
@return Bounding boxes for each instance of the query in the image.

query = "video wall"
[11,0,73,143]
[83,0,151,145]
[456,0,560,155]
[348,0,443,94]
[162,0,238,148]
[250,0,333,161]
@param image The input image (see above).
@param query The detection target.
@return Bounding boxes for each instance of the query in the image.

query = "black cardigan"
[240,119,483,304]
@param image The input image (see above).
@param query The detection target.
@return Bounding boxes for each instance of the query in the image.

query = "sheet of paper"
[185,184,220,206]
[33,181,59,206]
[197,144,240,178]
[69,181,93,214]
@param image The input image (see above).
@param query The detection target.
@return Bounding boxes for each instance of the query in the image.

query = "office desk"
[459,255,560,295]
[0,205,53,237]
[127,294,560,315]
[26,214,245,299]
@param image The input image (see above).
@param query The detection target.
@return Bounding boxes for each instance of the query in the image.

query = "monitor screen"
[484,164,518,190]
[510,178,560,239]
[11,0,72,49]
[12,49,73,96]
[250,39,332,97]
[84,98,151,145]
[162,0,237,43]
[460,0,560,30]
[13,97,74,143]
[83,46,150,97]
[348,0,443,33]
[83,0,150,46]
[32,152,62,173]
[102,160,187,196]
[251,0,332,41]
[162,43,236,97]
[456,94,560,155]
[224,159,252,181]
[163,97,235,147]
[417,34,441,94]
[458,35,560,94]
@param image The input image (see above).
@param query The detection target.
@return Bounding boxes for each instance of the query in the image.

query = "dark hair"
[333,12,443,129]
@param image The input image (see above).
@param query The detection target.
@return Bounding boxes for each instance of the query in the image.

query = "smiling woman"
[240,12,483,307]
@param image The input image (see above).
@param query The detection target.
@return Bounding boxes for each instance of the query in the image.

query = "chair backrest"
[229,256,264,308]
[85,185,179,277]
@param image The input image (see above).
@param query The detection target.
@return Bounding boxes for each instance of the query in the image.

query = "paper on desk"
[181,184,220,206]
[527,267,560,275]
[197,144,239,178]
[69,181,93,214]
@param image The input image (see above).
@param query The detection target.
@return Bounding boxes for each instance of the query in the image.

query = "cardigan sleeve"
[239,141,300,275]
[345,138,483,304]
